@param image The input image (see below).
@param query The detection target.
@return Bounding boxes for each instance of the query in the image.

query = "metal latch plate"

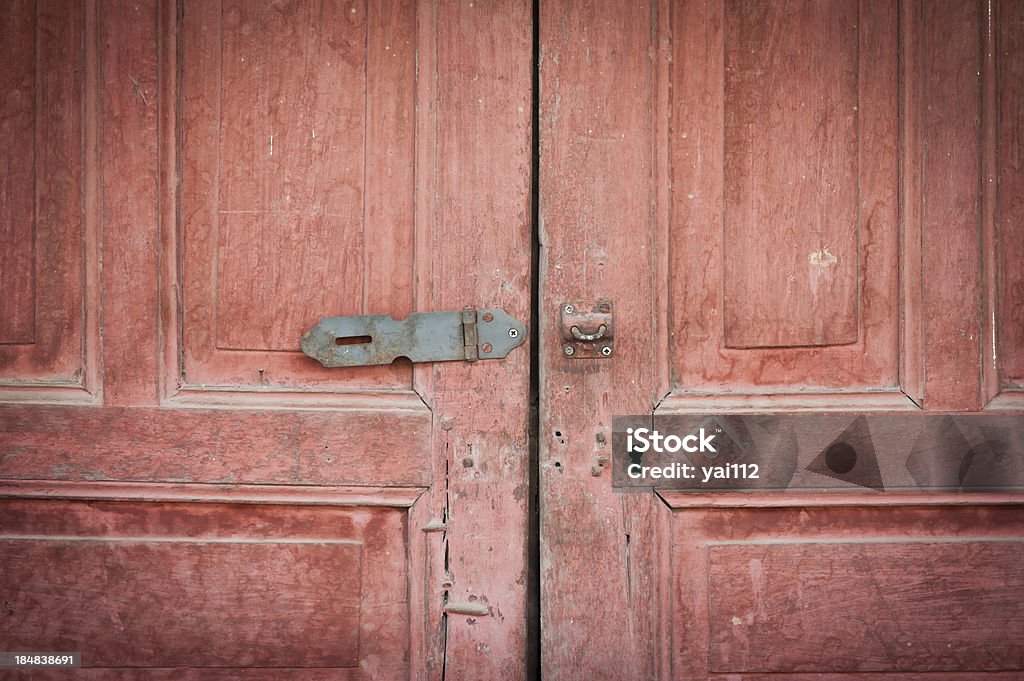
[301,307,526,367]
[560,299,614,358]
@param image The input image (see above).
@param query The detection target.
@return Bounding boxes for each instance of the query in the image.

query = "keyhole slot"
[335,335,373,346]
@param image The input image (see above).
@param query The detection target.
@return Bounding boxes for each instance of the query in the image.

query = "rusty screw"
[482,312,494,322]
[564,345,575,356]
[508,328,519,338]
[601,345,613,356]
[481,342,493,353]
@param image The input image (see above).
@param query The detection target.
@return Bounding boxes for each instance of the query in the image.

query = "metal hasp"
[301,307,527,367]
[560,299,614,358]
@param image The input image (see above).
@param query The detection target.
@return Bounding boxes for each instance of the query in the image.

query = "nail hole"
[335,335,372,346]
[554,430,562,437]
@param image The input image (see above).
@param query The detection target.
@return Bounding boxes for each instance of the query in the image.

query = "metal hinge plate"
[301,307,527,367]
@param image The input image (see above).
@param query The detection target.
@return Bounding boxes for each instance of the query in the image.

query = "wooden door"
[540,0,1024,678]
[0,1,531,678]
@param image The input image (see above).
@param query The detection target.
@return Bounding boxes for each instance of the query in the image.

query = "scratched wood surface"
[723,0,859,348]
[0,499,407,676]
[539,0,665,677]
[708,541,1024,672]
[669,504,1024,678]
[1,0,531,677]
[998,0,1024,391]
[918,0,984,410]
[409,2,533,678]
[542,0,1024,679]
[179,0,415,391]
[671,0,900,393]
[0,0,86,386]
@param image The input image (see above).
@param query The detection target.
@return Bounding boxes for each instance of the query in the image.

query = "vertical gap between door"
[526,0,542,677]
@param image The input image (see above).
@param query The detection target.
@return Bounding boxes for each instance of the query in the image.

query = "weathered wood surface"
[0,0,86,387]
[178,0,415,392]
[0,498,407,676]
[1,0,532,677]
[410,2,533,678]
[0,403,431,486]
[670,504,1024,678]
[917,0,984,410]
[542,0,1024,679]
[997,0,1024,391]
[672,0,899,393]
[539,0,665,677]
[723,0,859,348]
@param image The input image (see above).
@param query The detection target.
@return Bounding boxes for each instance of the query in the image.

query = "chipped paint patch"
[808,247,838,268]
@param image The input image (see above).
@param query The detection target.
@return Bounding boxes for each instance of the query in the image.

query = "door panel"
[0,1,90,393]
[667,503,1024,676]
[540,1,1024,680]
[180,0,415,390]
[1,1,532,678]
[675,0,899,391]
[0,496,409,675]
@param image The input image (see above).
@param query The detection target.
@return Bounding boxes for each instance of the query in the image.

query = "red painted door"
[540,0,1024,679]
[1,1,531,678]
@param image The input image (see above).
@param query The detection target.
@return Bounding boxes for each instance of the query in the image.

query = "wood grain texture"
[708,541,1024,673]
[671,0,900,392]
[919,0,983,410]
[0,0,86,386]
[3,539,362,666]
[900,0,925,405]
[671,504,1024,678]
[179,0,415,391]
[0,499,408,676]
[99,0,159,405]
[411,2,533,678]
[0,0,36,344]
[723,0,859,348]
[997,0,1024,389]
[4,672,365,681]
[0,404,431,487]
[539,0,663,677]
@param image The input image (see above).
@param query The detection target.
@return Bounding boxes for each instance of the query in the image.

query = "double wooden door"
[1,1,1023,679]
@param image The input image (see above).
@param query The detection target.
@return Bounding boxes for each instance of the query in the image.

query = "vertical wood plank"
[981,0,999,404]
[997,0,1024,389]
[177,0,414,392]
[919,0,983,410]
[363,0,415,392]
[99,0,159,405]
[0,1,36,344]
[411,1,533,679]
[540,0,659,677]
[900,0,925,405]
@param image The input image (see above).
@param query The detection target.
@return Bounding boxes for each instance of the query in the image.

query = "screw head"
[564,304,574,314]
[482,312,494,322]
[564,345,575,356]
[601,345,613,356]
[481,342,493,353]
[508,328,519,338]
